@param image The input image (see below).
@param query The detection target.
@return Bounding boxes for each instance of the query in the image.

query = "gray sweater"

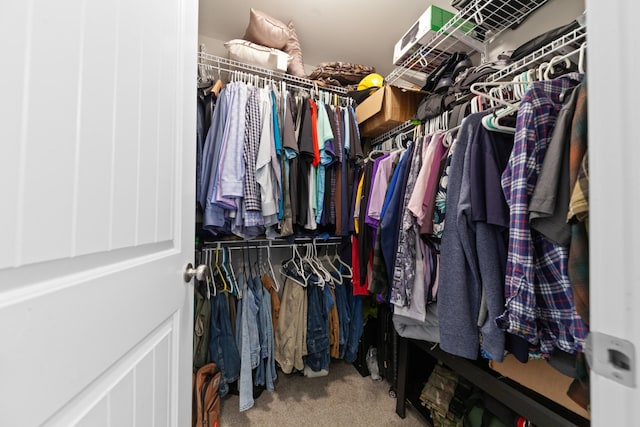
[439,112,510,361]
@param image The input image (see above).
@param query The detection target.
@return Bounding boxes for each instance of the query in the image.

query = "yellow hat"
[357,73,384,92]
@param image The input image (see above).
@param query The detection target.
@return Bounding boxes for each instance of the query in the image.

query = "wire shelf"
[369,120,416,147]
[197,52,350,95]
[386,0,549,87]
[486,24,586,82]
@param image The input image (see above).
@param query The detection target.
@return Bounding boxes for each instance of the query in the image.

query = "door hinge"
[585,332,636,388]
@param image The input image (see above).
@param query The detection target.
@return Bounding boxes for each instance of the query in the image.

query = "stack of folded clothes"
[308,62,377,90]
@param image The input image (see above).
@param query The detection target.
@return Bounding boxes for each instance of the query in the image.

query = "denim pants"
[304,279,330,372]
[238,273,260,412]
[208,292,240,397]
[332,273,351,359]
[344,279,363,363]
[251,276,276,391]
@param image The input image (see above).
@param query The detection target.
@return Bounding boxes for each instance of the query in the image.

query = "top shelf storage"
[197,52,350,95]
[386,0,549,88]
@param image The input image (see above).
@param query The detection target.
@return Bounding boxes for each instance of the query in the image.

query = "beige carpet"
[220,361,426,426]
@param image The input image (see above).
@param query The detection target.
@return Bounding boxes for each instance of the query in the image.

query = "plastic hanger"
[214,247,230,293]
[578,42,587,74]
[300,243,323,288]
[203,249,213,299]
[544,55,572,80]
[225,247,240,298]
[281,244,307,287]
[218,245,235,296]
[320,245,342,287]
[266,243,280,292]
[332,244,352,279]
[442,131,455,148]
[310,241,332,285]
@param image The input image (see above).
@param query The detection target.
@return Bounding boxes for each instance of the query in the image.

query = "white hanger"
[578,42,587,74]
[544,55,572,80]
[321,244,342,285]
[281,244,307,287]
[537,62,549,82]
[310,240,333,285]
[266,243,280,292]
[332,244,352,279]
[442,130,455,148]
[301,243,323,288]
[470,82,522,109]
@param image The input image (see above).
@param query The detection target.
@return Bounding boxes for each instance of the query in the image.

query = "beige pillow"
[284,21,306,77]
[224,39,290,72]
[243,8,289,50]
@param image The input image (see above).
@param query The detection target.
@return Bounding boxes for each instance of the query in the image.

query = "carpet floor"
[219,361,426,426]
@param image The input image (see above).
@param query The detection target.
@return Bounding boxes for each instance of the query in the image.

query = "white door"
[588,0,640,424]
[0,0,197,426]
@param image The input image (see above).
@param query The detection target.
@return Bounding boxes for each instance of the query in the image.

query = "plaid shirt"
[243,86,262,211]
[497,74,588,355]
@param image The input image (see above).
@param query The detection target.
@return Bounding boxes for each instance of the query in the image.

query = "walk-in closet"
[2,1,638,427]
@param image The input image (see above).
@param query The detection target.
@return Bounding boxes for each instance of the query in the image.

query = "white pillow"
[224,39,290,72]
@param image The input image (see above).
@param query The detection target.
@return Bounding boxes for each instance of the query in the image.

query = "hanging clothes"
[497,74,588,356]
[199,80,360,239]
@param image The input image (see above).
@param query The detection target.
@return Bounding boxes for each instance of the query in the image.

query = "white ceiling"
[198,0,455,76]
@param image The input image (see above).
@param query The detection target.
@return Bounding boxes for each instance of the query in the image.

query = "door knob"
[184,263,208,282]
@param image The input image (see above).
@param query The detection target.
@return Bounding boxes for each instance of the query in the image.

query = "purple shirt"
[364,153,389,228]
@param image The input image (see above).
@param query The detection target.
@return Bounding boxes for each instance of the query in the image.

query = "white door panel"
[0,0,197,425]
[588,0,640,424]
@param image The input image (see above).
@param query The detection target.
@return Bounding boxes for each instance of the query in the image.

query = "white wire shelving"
[197,51,350,95]
[486,24,586,82]
[386,0,549,87]
[372,11,586,145]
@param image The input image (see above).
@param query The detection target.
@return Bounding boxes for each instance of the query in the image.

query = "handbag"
[193,363,221,427]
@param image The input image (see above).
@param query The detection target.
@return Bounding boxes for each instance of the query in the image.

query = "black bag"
[414,93,445,121]
[422,52,470,93]
[510,20,581,61]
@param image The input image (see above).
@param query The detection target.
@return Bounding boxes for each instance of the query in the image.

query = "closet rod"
[202,237,342,249]
[198,52,350,96]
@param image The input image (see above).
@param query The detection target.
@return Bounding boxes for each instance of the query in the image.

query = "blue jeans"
[251,276,276,390]
[304,278,330,372]
[344,279,363,363]
[332,273,351,359]
[238,273,260,412]
[208,292,240,397]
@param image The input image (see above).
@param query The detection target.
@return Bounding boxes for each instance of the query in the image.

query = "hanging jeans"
[333,273,351,359]
[208,292,240,397]
[344,278,364,363]
[304,278,330,372]
[251,276,276,391]
[238,273,260,412]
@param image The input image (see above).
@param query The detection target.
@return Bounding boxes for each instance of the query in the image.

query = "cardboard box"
[355,86,421,138]
[489,355,590,420]
[393,5,473,66]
